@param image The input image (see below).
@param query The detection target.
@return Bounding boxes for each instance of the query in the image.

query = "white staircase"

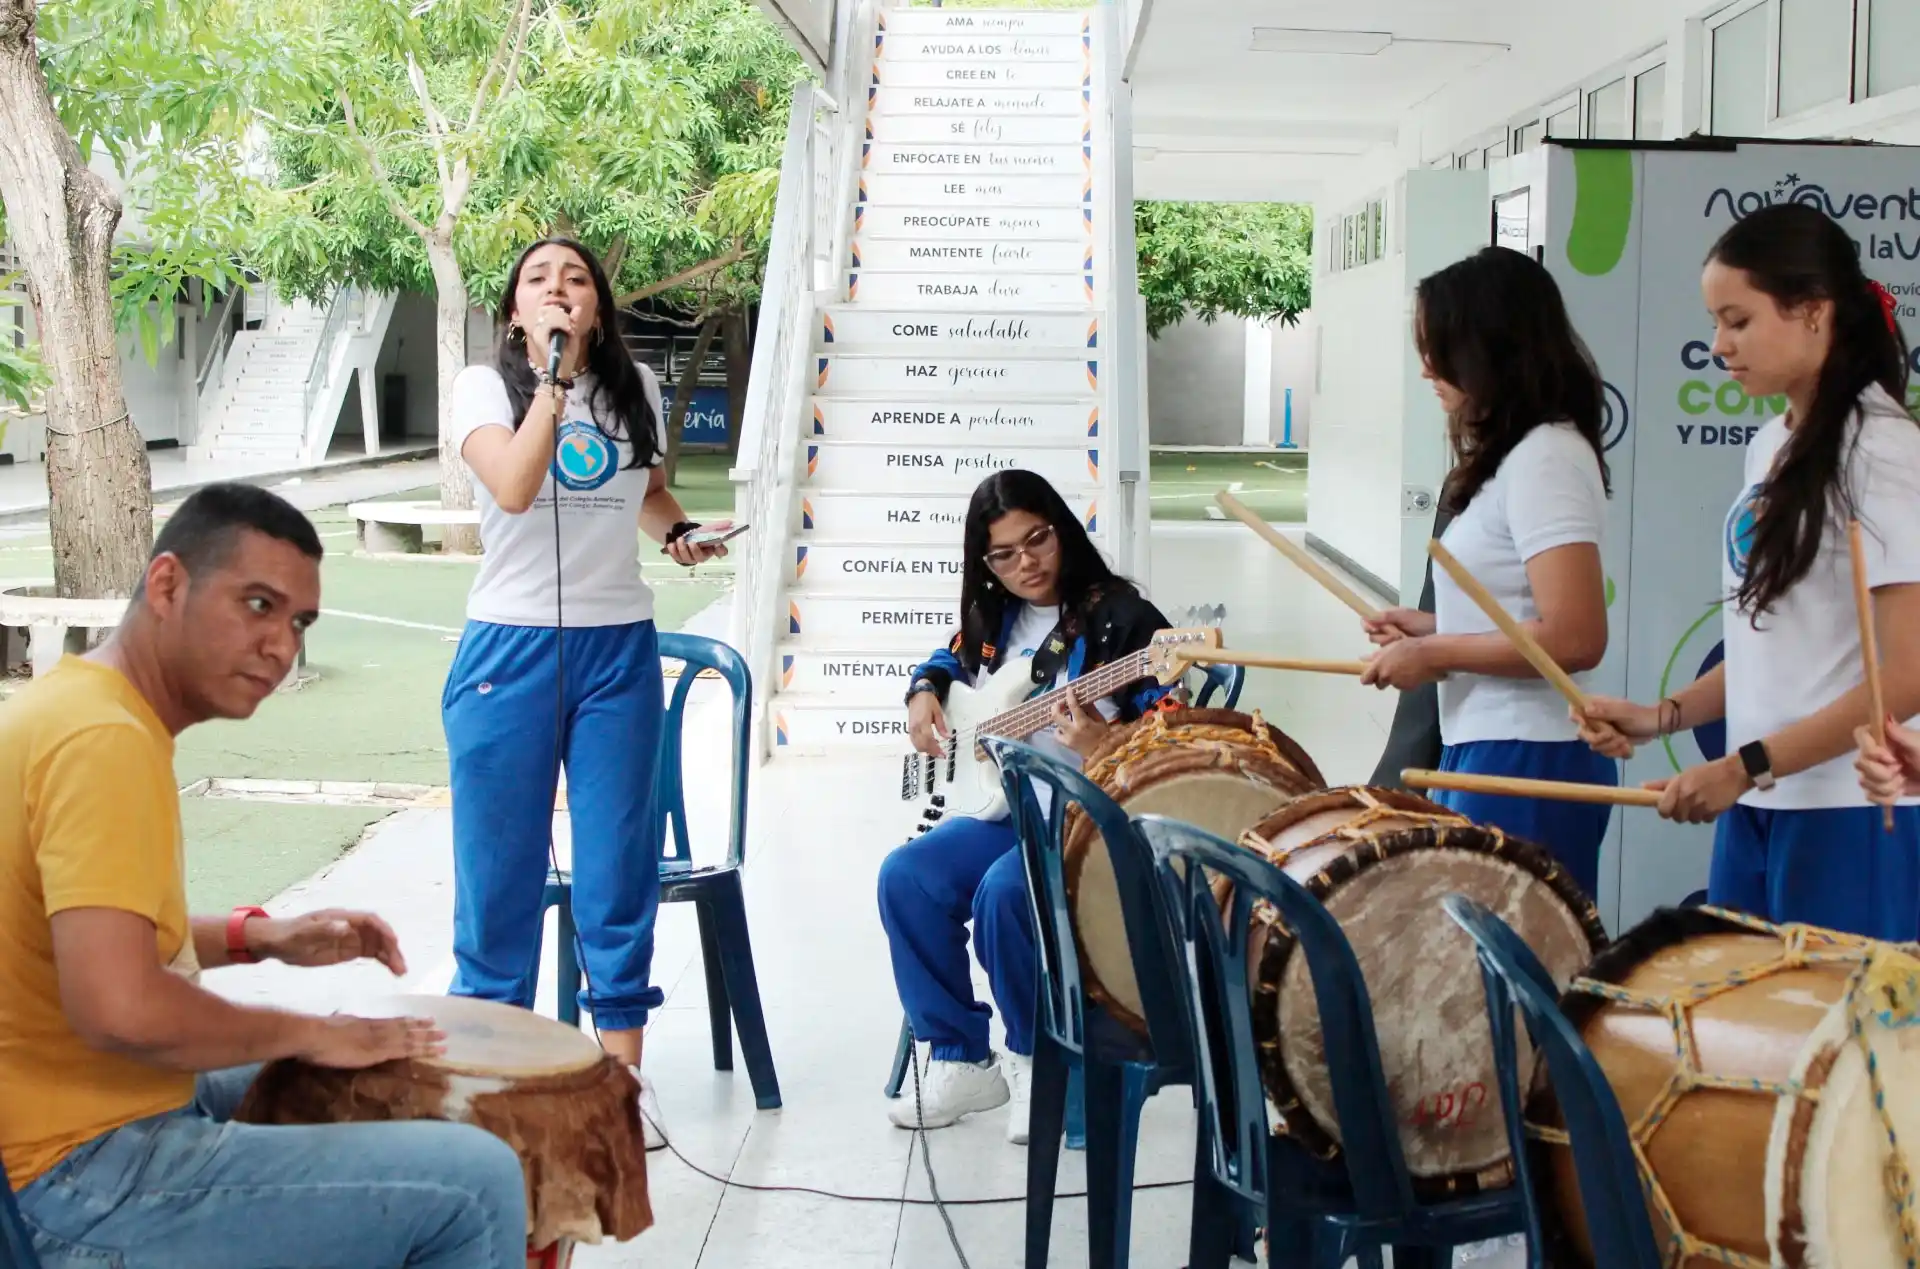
[191,288,397,466]
[754,5,1132,756]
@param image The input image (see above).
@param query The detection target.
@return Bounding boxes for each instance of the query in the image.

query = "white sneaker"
[887,1054,1009,1129]
[1001,1052,1032,1145]
[632,1068,666,1151]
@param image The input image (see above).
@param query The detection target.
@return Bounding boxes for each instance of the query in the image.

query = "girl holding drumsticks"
[1579,203,1920,940]
[1359,246,1617,900]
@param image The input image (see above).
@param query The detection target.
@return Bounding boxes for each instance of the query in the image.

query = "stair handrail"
[728,81,832,743]
[728,0,876,756]
[302,285,362,430]
[193,284,246,434]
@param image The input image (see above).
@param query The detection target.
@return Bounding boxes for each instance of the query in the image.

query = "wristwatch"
[904,677,939,706]
[1738,740,1776,792]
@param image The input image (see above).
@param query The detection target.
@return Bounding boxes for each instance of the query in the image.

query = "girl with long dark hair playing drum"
[876,469,1175,1143]
[1580,203,1920,940]
[1357,246,1617,901]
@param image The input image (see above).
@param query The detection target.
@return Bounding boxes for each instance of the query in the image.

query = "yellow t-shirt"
[0,656,195,1190]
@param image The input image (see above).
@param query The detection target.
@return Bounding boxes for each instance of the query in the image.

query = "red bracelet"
[227,905,270,964]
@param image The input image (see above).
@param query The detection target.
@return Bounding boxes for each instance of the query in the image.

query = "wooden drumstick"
[1178,649,1370,676]
[1848,520,1896,831]
[1427,538,1590,714]
[1403,768,1662,808]
[1215,490,1382,621]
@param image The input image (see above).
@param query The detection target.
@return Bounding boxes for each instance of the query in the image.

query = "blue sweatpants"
[1710,803,1920,941]
[876,815,1037,1063]
[1433,739,1617,903]
[442,619,666,1031]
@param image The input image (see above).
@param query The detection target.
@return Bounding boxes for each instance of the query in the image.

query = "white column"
[358,366,381,456]
[1242,317,1273,447]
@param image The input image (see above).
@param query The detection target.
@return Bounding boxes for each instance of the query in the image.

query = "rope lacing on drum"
[1235,797,1468,936]
[1522,907,1920,1269]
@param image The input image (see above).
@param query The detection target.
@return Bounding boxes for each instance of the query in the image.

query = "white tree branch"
[468,0,534,130]
[404,56,453,193]
[341,94,432,241]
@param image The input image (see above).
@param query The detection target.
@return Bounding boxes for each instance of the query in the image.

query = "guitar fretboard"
[972,647,1156,742]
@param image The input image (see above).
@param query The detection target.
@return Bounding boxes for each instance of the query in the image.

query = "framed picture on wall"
[1492,187,1531,254]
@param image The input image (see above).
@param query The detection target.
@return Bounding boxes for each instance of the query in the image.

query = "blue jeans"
[877,815,1037,1063]
[1711,803,1920,940]
[1433,739,1618,903]
[15,1066,526,1268]
[443,620,666,1030]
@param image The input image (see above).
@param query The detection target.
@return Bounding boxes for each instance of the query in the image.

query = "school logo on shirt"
[552,420,618,492]
[1725,484,1760,577]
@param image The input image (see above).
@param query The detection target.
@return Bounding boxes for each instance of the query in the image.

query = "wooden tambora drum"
[1237,787,1607,1195]
[1541,906,1920,1269]
[235,995,651,1266]
[1065,706,1323,1033]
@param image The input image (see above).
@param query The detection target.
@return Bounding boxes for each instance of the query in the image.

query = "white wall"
[372,292,445,441]
[1146,314,1244,446]
[1305,252,1405,591]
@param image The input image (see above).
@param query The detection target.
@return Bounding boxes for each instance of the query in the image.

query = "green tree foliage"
[1134,200,1314,339]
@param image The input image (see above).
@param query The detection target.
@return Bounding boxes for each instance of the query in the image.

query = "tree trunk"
[663,315,719,487]
[722,307,749,462]
[428,236,480,555]
[0,0,151,599]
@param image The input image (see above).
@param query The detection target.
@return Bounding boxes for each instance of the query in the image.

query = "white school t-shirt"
[452,363,668,628]
[1004,603,1122,769]
[1722,385,1920,810]
[1434,422,1608,746]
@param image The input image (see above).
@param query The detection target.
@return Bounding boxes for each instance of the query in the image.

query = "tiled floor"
[207,524,1527,1268]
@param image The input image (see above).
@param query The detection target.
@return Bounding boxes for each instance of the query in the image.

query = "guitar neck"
[975,648,1153,741]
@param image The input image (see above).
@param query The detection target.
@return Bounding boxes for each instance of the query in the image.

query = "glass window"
[1868,0,1920,98]
[1634,63,1667,137]
[1778,0,1853,116]
[1484,137,1509,164]
[1547,105,1580,138]
[1710,7,1767,134]
[1373,201,1385,259]
[1458,149,1485,170]
[1515,121,1545,152]
[1588,78,1628,139]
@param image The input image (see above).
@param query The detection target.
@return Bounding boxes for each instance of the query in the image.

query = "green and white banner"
[1534,141,1920,930]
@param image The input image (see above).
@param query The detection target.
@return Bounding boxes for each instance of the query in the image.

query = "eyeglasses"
[983,523,1059,573]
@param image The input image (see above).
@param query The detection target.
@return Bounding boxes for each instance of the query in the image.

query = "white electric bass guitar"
[900,627,1223,834]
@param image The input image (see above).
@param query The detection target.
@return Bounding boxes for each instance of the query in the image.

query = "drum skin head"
[1242,792,1607,1197]
[1066,727,1319,1033]
[355,994,606,1079]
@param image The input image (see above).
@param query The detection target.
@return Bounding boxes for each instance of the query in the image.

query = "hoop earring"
[592,326,605,348]
[507,321,526,346]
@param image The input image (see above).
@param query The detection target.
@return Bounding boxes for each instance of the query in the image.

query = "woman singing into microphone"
[1580,203,1920,939]
[443,237,728,1141]
[1358,247,1616,900]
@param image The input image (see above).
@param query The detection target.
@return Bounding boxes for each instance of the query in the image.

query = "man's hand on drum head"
[908,691,950,758]
[302,1014,447,1069]
[254,909,409,975]
[1360,607,1434,646]
[1856,717,1920,807]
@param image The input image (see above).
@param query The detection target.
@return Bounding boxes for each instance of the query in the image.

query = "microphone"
[547,329,567,382]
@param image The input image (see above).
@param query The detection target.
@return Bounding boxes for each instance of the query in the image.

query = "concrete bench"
[0,581,128,677]
[346,500,480,554]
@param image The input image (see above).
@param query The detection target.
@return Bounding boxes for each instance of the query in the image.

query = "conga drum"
[235,995,651,1266]
[1541,905,1920,1269]
[1065,706,1323,1033]
[1238,787,1607,1196]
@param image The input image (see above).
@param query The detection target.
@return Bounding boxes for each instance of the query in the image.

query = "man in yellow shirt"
[0,483,527,1267]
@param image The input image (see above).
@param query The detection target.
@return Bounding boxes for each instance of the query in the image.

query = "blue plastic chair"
[1137,815,1527,1269]
[1443,895,1661,1269]
[984,737,1255,1269]
[538,632,781,1109]
[884,665,1239,1106]
[1191,661,1245,709]
[3,1173,43,1269]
